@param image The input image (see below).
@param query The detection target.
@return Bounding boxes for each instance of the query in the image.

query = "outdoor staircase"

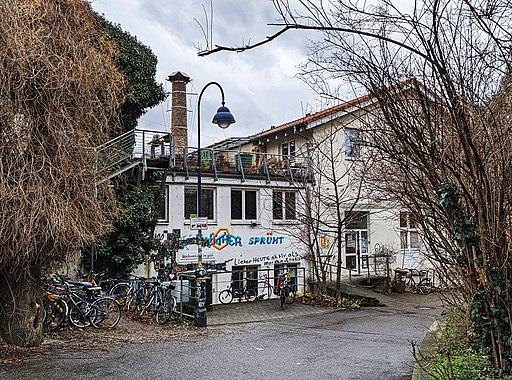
[95,128,172,185]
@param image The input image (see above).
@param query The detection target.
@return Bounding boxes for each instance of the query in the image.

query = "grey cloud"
[91,0,318,145]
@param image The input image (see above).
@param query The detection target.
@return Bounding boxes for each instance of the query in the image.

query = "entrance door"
[344,231,369,274]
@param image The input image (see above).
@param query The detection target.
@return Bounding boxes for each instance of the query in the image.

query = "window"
[400,211,420,249]
[345,211,368,230]
[273,190,296,220]
[231,189,258,220]
[281,141,296,160]
[157,187,169,222]
[285,191,296,220]
[344,128,361,158]
[272,191,283,220]
[232,265,259,293]
[245,191,257,219]
[184,188,214,220]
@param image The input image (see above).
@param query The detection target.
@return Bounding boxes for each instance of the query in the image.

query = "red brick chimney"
[167,71,190,150]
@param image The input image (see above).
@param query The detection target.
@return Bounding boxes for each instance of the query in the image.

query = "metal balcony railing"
[167,145,313,183]
[96,128,313,184]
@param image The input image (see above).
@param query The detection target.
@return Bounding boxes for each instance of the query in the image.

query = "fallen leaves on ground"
[296,293,338,307]
[0,315,204,366]
[296,292,362,309]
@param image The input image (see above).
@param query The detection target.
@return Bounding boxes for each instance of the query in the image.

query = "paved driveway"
[209,298,332,325]
[1,297,441,380]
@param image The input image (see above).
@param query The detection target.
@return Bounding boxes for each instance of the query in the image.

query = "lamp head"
[212,104,235,129]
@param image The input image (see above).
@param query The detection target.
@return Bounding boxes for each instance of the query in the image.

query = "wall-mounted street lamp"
[195,82,235,327]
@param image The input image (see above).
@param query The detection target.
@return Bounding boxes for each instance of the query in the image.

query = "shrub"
[429,352,490,380]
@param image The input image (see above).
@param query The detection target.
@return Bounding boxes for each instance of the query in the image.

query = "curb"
[411,319,439,380]
[208,304,340,327]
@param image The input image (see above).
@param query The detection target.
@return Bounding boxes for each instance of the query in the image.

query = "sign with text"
[190,217,208,230]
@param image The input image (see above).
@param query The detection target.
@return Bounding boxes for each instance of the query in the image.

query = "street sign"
[190,217,208,230]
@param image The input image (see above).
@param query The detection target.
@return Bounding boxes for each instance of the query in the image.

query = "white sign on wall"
[190,217,208,230]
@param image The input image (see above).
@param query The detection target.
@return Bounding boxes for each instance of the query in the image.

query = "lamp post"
[194,82,235,328]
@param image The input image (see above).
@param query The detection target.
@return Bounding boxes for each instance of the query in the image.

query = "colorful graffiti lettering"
[204,227,242,251]
[248,236,285,245]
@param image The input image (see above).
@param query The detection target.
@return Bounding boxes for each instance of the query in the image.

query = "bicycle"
[403,268,433,294]
[155,282,177,324]
[126,279,158,315]
[218,279,257,304]
[110,275,145,307]
[51,274,122,329]
[276,273,296,309]
[256,274,274,300]
[42,287,68,331]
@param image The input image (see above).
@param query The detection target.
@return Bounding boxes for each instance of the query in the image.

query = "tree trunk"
[336,223,343,304]
[0,272,44,346]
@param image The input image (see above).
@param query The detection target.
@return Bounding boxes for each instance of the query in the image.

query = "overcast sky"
[90,0,323,146]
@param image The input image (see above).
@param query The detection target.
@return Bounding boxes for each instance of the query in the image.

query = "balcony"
[132,129,313,184]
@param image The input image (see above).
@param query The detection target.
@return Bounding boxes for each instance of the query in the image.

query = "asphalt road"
[0,305,439,380]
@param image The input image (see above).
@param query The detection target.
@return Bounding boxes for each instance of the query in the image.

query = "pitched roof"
[250,92,373,141]
[249,77,418,142]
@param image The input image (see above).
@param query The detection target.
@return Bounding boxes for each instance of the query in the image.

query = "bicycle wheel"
[69,300,91,328]
[43,298,68,331]
[91,297,121,329]
[280,290,285,309]
[109,283,130,301]
[245,288,257,302]
[218,289,233,304]
[155,297,175,325]
[284,286,296,304]
[418,278,433,295]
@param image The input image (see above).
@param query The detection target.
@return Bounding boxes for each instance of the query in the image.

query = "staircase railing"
[95,128,173,184]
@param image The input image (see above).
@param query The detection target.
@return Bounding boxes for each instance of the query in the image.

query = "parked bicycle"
[276,272,295,308]
[42,286,68,331]
[155,282,177,325]
[109,275,146,306]
[42,274,122,329]
[402,268,433,294]
[218,277,257,304]
[256,274,275,300]
[125,278,177,323]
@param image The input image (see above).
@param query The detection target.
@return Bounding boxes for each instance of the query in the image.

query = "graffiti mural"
[234,251,301,266]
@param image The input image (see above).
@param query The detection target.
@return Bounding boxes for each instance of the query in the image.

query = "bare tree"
[0,0,124,346]
[198,0,512,371]
[263,118,369,300]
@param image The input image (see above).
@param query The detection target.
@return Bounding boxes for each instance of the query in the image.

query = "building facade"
[140,73,430,302]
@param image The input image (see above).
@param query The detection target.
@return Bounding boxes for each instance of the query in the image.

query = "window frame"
[272,190,297,222]
[184,187,216,221]
[399,211,420,250]
[156,186,169,224]
[281,141,296,161]
[230,188,258,221]
[344,128,361,159]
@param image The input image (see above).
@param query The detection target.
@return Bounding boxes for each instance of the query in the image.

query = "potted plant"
[219,159,232,173]
[248,164,260,174]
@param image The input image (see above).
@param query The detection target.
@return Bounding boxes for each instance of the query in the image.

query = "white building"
[142,73,430,302]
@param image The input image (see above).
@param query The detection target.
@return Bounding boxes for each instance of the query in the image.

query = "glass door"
[344,231,369,274]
